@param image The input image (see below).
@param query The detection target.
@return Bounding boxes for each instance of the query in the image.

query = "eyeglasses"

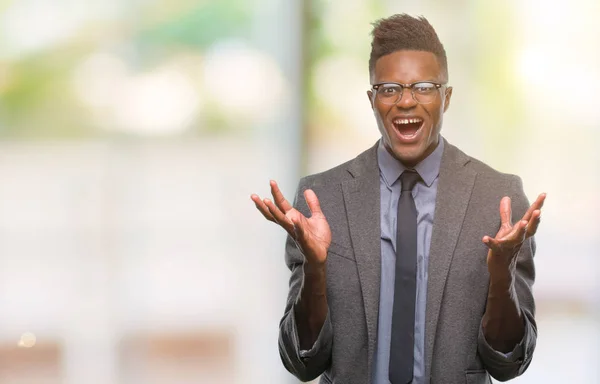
[371,81,446,105]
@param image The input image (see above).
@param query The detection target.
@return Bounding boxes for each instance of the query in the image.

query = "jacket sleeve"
[278,179,333,382]
[478,175,538,381]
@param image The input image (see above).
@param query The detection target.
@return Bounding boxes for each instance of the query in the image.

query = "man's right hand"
[253,180,331,350]
[251,180,331,265]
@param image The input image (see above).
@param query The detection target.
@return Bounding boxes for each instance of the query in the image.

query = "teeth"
[394,118,422,124]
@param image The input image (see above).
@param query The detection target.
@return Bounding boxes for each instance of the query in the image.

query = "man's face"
[367,50,452,167]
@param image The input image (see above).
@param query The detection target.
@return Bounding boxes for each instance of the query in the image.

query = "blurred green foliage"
[136,0,251,50]
[0,0,252,139]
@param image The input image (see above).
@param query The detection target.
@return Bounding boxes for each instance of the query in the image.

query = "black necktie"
[389,170,421,384]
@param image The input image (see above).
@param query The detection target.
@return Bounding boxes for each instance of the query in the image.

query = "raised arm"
[251,180,333,381]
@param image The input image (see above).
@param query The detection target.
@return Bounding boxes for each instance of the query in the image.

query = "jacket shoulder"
[298,144,377,188]
[300,159,353,187]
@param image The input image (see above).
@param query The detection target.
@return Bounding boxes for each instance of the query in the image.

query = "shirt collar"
[377,136,444,188]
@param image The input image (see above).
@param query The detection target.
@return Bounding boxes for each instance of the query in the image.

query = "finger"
[483,236,504,254]
[483,219,528,253]
[264,198,295,233]
[304,189,323,215]
[522,193,546,221]
[500,219,528,242]
[484,232,523,255]
[251,194,275,222]
[499,196,512,226]
[270,180,293,213]
[526,209,541,238]
[264,198,291,225]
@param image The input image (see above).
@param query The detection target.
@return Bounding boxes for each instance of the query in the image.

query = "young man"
[251,14,545,384]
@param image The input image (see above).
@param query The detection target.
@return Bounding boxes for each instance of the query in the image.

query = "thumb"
[304,189,323,215]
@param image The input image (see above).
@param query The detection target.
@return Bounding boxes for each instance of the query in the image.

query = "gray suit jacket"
[278,139,537,384]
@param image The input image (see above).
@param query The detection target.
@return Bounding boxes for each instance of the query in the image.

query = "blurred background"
[0,0,598,383]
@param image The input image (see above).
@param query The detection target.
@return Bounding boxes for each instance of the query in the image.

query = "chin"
[390,142,424,159]
[398,155,422,168]
[390,151,419,167]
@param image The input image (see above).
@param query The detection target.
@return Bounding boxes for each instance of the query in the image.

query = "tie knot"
[400,170,421,191]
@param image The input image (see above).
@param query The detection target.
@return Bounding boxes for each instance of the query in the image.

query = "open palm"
[483,193,546,270]
[251,181,331,264]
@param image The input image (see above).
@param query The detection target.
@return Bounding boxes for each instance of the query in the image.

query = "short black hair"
[369,14,448,81]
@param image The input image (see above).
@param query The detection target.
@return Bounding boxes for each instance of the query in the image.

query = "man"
[251,14,545,384]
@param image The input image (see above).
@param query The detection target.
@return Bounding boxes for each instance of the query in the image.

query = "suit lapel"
[341,143,381,377]
[424,140,477,381]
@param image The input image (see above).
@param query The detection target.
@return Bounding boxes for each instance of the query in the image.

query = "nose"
[396,88,418,109]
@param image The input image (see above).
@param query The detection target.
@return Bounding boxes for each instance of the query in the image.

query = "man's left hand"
[483,193,546,278]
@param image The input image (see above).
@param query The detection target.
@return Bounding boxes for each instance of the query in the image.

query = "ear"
[367,90,375,109]
[443,86,453,113]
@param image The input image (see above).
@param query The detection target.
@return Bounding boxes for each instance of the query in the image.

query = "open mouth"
[392,117,424,141]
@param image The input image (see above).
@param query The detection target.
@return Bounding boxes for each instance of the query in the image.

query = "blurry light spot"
[113,68,200,135]
[18,332,36,348]
[516,49,600,121]
[0,0,124,59]
[2,0,83,58]
[72,53,201,136]
[516,49,548,88]
[203,41,288,123]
